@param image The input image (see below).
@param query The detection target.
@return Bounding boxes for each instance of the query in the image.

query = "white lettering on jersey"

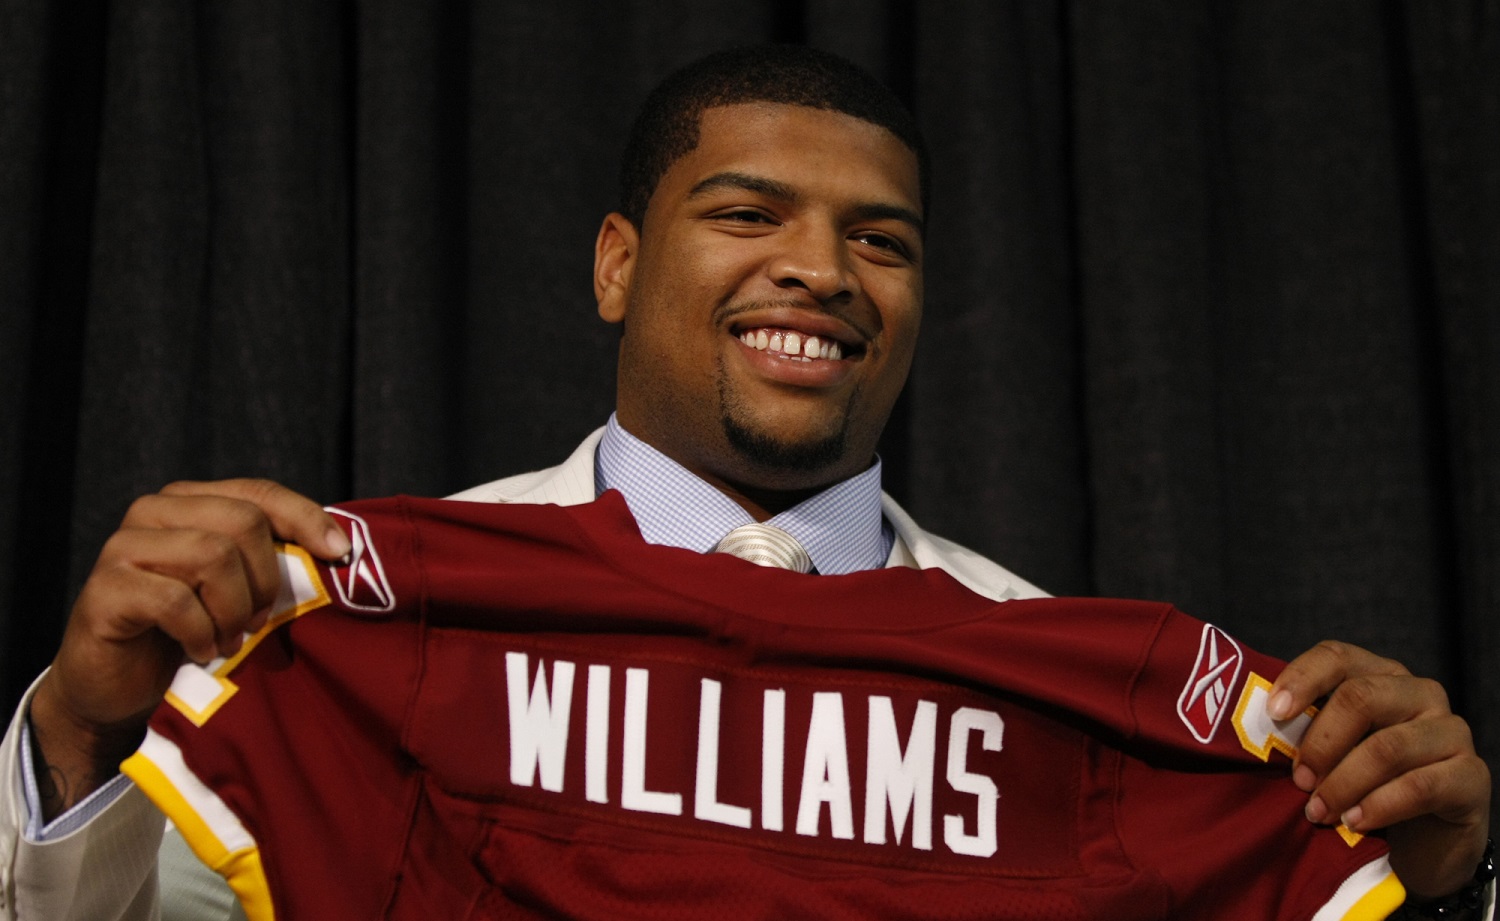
[797,692,855,840]
[864,697,937,850]
[762,689,786,832]
[505,653,574,793]
[1233,671,1313,762]
[622,667,683,816]
[586,664,611,804]
[696,678,752,828]
[944,707,1004,858]
[503,653,1008,860]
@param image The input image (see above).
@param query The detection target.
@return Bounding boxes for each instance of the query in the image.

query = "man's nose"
[768,223,856,303]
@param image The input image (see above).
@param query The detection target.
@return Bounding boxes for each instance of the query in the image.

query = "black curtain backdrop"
[2,1,1496,830]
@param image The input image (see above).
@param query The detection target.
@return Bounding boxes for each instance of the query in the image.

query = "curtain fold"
[2,0,1495,833]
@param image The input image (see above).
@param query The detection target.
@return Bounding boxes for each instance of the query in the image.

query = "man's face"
[596,102,924,504]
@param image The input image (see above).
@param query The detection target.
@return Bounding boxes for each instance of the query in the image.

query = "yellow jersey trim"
[121,748,277,920]
[1340,870,1405,920]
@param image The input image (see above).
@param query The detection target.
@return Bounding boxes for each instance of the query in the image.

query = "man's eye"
[854,233,910,258]
[716,209,773,223]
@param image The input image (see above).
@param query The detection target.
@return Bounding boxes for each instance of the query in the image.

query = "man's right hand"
[26,479,351,822]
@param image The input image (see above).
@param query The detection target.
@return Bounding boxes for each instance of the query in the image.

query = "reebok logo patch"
[327,508,395,613]
[1177,623,1242,743]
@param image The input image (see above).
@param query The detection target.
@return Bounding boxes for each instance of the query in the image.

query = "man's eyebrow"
[687,171,798,202]
[688,171,925,236]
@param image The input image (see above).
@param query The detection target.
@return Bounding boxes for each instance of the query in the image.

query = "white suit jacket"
[0,429,1045,920]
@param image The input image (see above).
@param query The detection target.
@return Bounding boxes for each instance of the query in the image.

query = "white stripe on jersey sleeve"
[1310,855,1404,921]
[122,729,275,920]
[131,729,254,855]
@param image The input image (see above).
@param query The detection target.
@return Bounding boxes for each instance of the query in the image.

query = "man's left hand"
[1270,640,1492,901]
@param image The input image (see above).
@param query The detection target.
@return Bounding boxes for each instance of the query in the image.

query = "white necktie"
[712,523,813,573]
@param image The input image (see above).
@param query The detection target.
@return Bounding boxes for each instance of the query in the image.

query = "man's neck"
[594,415,892,574]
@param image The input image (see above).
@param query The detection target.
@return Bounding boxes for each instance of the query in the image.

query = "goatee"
[721,411,846,473]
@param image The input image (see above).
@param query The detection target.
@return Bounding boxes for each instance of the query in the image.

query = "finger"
[73,563,223,667]
[1339,748,1490,834]
[1303,712,1472,826]
[93,527,260,656]
[110,498,284,620]
[159,478,351,561]
[1295,672,1451,781]
[1267,640,1409,721]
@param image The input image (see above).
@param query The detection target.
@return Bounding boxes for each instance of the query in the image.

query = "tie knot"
[712,523,813,573]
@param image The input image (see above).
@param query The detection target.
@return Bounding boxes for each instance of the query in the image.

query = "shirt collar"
[595,414,892,575]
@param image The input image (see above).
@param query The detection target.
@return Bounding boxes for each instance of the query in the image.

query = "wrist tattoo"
[37,762,72,813]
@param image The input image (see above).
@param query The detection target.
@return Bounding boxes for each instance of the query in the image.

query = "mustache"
[713,298,873,342]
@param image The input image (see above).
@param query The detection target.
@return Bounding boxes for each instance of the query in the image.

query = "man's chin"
[721,413,847,475]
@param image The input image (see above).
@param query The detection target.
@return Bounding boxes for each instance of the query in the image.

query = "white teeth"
[739,328,847,361]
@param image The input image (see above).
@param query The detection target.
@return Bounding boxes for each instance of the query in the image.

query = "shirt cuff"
[18,717,133,842]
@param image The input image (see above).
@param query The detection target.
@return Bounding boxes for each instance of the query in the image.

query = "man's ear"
[595,213,639,324]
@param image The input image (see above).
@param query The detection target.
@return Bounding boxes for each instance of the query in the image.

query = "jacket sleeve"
[0,672,164,920]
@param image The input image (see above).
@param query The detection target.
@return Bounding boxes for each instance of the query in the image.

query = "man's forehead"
[670,103,922,209]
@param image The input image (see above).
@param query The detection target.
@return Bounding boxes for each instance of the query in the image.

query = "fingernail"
[1305,795,1328,824]
[1268,690,1294,720]
[1293,764,1318,792]
[1340,806,1363,830]
[326,526,352,562]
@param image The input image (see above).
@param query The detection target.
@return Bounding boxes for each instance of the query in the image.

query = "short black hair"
[618,45,928,228]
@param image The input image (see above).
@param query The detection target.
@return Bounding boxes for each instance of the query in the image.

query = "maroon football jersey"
[122,493,1403,920]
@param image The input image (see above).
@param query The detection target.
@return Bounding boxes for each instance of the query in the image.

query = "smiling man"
[0,45,1491,921]
[602,100,923,486]
[599,82,926,517]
